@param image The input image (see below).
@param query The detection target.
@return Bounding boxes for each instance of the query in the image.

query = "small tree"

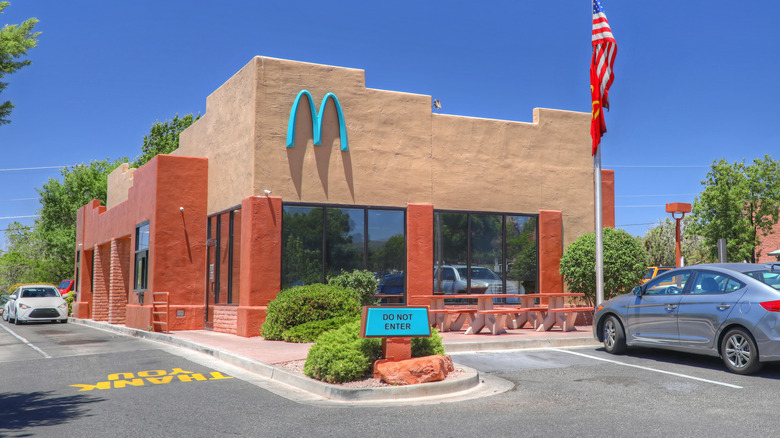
[643,217,711,266]
[559,227,647,306]
[0,2,40,125]
[690,156,780,262]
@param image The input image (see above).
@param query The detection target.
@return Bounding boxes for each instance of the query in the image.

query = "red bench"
[544,306,594,331]
[429,308,477,332]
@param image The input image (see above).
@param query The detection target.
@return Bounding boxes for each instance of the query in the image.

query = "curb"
[70,318,482,402]
[443,336,599,353]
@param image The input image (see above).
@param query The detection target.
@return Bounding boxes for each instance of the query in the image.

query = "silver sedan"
[594,263,780,374]
[4,285,69,325]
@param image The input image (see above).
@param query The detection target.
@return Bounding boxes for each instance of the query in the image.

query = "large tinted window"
[434,211,538,299]
[282,205,405,302]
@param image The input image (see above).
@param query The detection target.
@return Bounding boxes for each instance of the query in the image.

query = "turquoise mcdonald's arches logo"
[286,90,348,151]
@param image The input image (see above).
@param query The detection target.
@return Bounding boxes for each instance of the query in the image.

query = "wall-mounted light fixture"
[179,206,184,211]
[263,190,272,196]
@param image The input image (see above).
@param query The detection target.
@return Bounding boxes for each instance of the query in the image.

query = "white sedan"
[4,285,69,324]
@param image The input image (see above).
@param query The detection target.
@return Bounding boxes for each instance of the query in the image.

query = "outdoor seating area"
[420,293,592,335]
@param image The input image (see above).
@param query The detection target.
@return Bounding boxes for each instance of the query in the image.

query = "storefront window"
[282,204,406,303]
[282,206,324,288]
[326,208,365,278]
[434,211,538,302]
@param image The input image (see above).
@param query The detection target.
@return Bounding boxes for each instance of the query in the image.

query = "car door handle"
[716,304,731,310]
[665,304,678,310]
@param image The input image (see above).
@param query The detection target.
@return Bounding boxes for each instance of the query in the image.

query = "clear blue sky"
[2,1,779,245]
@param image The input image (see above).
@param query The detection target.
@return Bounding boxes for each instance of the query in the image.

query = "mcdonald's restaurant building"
[72,56,615,337]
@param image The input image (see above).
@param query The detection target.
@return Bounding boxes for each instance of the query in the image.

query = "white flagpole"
[594,147,604,306]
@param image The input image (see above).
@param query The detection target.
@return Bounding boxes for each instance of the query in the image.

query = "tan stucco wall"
[106,163,135,210]
[175,61,257,214]
[170,55,595,243]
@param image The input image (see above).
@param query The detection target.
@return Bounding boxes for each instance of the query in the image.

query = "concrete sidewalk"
[71,318,598,404]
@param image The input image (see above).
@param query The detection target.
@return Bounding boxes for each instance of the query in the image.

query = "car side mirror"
[632,286,642,296]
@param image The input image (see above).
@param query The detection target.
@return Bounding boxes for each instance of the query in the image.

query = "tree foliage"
[559,227,647,306]
[690,156,780,263]
[132,114,199,167]
[0,2,39,125]
[643,217,711,266]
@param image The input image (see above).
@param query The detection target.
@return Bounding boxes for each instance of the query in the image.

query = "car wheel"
[603,315,626,354]
[60,318,68,324]
[721,328,762,375]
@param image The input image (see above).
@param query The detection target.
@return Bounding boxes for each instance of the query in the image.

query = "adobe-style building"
[72,56,615,337]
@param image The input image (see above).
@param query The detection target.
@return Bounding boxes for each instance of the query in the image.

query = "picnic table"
[418,292,589,334]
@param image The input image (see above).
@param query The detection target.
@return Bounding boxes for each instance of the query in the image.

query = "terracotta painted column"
[72,248,93,319]
[538,210,564,295]
[237,195,283,337]
[406,204,434,307]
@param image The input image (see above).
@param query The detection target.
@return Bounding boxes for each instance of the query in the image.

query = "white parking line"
[552,348,742,389]
[1,324,52,359]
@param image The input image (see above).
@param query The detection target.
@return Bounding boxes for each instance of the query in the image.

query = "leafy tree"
[643,217,712,266]
[690,156,780,263]
[0,223,58,289]
[34,159,125,282]
[0,2,39,125]
[559,227,647,306]
[131,114,200,167]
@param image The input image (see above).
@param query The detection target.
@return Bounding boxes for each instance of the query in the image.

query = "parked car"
[641,266,674,284]
[57,279,74,297]
[594,263,780,374]
[433,265,523,302]
[3,285,69,325]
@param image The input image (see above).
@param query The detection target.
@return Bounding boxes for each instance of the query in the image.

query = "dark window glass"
[434,211,538,303]
[134,222,150,292]
[506,215,538,294]
[282,206,324,288]
[326,208,365,278]
[370,210,405,301]
[281,204,406,304]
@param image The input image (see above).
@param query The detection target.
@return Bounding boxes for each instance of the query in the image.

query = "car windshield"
[58,280,71,289]
[643,268,655,280]
[745,271,780,290]
[21,288,59,298]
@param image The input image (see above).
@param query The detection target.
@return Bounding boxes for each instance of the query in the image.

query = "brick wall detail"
[213,306,238,335]
[108,238,130,324]
[92,243,111,321]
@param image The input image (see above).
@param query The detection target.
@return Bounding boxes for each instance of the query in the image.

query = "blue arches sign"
[286,90,348,151]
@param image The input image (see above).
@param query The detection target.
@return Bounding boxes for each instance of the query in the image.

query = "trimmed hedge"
[281,315,360,343]
[304,320,446,384]
[261,284,361,340]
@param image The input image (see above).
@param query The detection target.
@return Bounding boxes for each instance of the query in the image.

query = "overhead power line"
[0,165,75,172]
[0,197,38,202]
[0,215,38,220]
[606,165,709,168]
[616,193,698,198]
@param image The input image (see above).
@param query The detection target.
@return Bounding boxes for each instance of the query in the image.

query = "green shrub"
[303,321,447,384]
[261,284,361,340]
[281,315,360,343]
[304,320,382,383]
[411,329,445,357]
[65,291,75,316]
[327,269,379,306]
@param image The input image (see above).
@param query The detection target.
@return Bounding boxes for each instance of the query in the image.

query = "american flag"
[591,0,617,155]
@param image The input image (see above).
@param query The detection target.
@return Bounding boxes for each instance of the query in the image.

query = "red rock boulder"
[373,355,455,385]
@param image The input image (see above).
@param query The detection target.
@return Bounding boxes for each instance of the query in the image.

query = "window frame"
[134,220,150,294]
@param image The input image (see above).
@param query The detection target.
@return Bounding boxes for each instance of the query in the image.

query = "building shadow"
[0,390,104,435]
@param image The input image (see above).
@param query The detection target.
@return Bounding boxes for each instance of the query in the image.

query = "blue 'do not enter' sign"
[360,306,431,338]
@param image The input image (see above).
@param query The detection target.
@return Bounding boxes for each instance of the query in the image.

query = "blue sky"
[2,1,779,245]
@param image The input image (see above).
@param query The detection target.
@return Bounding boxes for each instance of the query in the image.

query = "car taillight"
[760,301,780,312]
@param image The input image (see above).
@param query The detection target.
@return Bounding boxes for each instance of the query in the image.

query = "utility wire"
[0,165,74,172]
[0,197,38,202]
[0,215,38,220]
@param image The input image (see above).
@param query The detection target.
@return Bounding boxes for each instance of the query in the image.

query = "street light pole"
[665,203,692,268]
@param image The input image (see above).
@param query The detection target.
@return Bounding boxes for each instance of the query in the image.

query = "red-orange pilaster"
[406,204,434,307]
[538,210,564,295]
[236,195,283,337]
